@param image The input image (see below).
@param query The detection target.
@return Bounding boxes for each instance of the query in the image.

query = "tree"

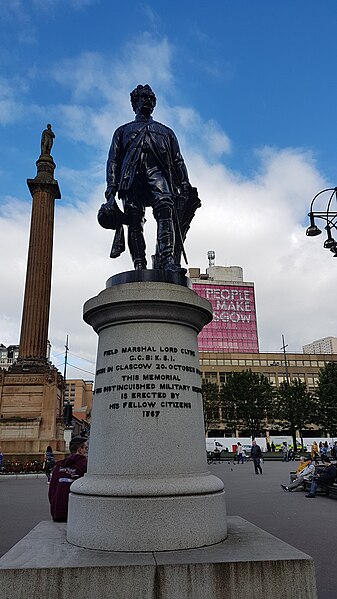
[316,362,337,436]
[220,370,275,438]
[202,382,221,433]
[275,379,316,451]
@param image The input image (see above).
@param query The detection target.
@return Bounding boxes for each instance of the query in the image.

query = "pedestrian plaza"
[0,460,335,599]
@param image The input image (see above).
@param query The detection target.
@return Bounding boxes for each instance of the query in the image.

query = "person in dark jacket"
[306,456,337,498]
[44,445,55,482]
[331,441,337,460]
[48,437,88,522]
[251,440,263,474]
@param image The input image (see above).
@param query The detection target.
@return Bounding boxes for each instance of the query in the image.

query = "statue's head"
[130,84,156,116]
[47,123,52,129]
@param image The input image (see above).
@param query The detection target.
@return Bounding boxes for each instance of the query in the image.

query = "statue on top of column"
[40,124,55,156]
[97,84,201,274]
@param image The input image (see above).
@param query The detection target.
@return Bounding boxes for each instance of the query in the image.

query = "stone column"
[18,155,61,369]
[67,279,227,552]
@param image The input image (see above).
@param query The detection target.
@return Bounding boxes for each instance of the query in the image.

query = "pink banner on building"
[192,283,259,352]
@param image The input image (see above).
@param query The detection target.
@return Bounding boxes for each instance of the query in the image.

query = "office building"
[303,336,337,355]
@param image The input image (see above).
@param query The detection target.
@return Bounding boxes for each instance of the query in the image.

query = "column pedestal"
[67,275,227,551]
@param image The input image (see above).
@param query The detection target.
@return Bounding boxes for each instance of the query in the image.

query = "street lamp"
[306,187,337,258]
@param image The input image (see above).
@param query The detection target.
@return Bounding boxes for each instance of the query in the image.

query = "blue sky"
[1,0,337,377]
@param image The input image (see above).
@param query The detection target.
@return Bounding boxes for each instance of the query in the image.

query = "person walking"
[331,441,337,460]
[48,437,88,522]
[281,442,288,462]
[213,447,221,463]
[236,442,244,464]
[44,446,55,483]
[251,440,263,474]
[311,441,319,462]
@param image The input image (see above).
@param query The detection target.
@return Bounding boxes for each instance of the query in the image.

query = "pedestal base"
[67,489,227,551]
[0,518,317,599]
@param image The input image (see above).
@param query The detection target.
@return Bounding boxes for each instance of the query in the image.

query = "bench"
[302,479,337,498]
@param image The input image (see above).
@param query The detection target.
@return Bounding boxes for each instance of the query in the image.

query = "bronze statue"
[98,84,200,273]
[41,124,55,156]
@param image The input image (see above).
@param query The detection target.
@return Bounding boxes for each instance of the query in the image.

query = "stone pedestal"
[0,519,317,599]
[67,277,227,551]
[0,368,64,455]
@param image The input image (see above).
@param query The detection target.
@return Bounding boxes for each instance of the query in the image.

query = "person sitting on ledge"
[48,437,88,522]
[281,455,315,492]
[305,456,337,498]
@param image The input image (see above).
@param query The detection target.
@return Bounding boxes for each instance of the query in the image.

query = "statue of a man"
[41,124,55,156]
[99,84,197,274]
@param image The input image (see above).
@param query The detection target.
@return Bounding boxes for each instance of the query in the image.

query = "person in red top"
[48,437,88,522]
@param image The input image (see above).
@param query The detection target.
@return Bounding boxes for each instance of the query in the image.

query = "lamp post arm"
[326,188,337,224]
[309,187,336,213]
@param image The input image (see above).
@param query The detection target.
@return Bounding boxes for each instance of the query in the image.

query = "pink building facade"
[190,265,259,353]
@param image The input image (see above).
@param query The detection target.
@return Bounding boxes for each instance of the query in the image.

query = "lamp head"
[306,213,322,237]
[330,243,337,257]
[323,225,336,249]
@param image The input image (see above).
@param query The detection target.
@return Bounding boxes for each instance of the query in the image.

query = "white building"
[0,341,51,370]
[303,336,337,355]
[0,345,19,370]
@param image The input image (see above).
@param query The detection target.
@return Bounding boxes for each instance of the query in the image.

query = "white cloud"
[1,37,336,379]
[0,78,25,125]
[1,141,334,374]
[32,0,98,8]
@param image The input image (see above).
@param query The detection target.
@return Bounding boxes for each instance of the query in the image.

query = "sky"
[1,0,337,379]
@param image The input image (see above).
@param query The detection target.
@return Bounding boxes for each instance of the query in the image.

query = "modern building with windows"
[303,336,337,355]
[200,350,337,438]
[200,350,336,390]
[64,379,93,423]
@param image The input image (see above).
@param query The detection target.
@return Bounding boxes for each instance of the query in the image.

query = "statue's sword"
[173,196,188,265]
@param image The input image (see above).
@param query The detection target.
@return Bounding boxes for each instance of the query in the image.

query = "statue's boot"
[128,230,147,270]
[157,216,187,275]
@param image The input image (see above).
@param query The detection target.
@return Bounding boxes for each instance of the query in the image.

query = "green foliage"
[275,379,316,449]
[202,382,221,432]
[316,362,337,435]
[220,370,274,437]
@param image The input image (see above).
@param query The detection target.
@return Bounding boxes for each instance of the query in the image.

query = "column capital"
[27,154,61,199]
[27,178,61,199]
